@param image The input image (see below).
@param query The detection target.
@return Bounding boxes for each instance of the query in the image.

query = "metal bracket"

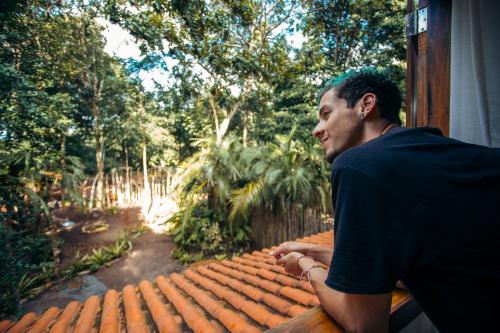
[405,11,417,37]
[418,7,428,34]
[405,7,427,37]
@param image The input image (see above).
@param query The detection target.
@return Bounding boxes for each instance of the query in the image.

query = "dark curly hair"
[318,68,402,126]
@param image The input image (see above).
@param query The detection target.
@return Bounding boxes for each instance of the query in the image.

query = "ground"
[22,206,184,314]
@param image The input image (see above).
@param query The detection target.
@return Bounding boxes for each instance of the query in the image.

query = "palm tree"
[228,127,331,247]
[174,134,244,243]
[173,127,331,250]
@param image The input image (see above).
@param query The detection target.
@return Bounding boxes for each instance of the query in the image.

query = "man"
[271,69,500,333]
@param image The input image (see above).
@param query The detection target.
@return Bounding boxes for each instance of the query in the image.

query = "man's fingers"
[276,252,292,266]
[270,241,312,259]
[270,243,288,258]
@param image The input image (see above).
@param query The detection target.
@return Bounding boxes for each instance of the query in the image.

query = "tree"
[105,0,301,145]
[0,0,85,316]
[302,0,406,74]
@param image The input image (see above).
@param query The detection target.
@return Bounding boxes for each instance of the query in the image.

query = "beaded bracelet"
[300,264,324,289]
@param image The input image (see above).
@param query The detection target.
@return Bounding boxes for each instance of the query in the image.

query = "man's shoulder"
[331,127,411,169]
[333,125,500,179]
[332,127,450,175]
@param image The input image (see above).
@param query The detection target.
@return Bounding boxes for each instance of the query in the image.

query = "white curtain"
[450,0,500,147]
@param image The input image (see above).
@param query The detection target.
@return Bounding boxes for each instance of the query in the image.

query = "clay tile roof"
[1,230,412,332]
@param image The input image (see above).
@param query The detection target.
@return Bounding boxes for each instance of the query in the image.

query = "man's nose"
[312,123,324,138]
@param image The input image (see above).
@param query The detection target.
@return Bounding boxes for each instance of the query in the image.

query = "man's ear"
[359,93,377,117]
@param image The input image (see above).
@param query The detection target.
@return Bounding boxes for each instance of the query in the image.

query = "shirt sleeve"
[325,167,412,294]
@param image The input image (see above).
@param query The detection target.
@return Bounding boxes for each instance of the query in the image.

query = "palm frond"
[23,187,52,224]
[228,178,265,224]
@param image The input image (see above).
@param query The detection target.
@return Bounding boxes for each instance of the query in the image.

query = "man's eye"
[324,111,331,119]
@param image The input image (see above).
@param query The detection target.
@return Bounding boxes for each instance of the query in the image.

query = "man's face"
[313,89,364,162]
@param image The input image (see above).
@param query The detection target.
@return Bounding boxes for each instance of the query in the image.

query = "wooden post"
[406,0,452,134]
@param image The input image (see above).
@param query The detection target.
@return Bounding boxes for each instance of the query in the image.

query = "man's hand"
[275,243,392,333]
[271,241,333,266]
[275,251,309,276]
[270,241,314,258]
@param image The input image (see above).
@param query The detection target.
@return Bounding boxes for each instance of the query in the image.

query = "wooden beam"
[265,307,343,333]
[267,291,415,333]
[425,0,451,134]
[406,0,452,134]
[406,0,418,128]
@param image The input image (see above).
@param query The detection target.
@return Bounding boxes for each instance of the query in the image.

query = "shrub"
[170,199,251,261]
[170,129,329,257]
[0,224,53,318]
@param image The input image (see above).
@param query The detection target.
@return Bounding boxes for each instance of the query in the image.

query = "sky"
[99,18,305,92]
[98,18,172,91]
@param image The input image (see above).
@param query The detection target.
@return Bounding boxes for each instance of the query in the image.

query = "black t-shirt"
[324,127,500,333]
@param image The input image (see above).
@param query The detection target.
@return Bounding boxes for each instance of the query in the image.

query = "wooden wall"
[250,205,332,249]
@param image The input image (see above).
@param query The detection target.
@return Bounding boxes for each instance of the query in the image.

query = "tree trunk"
[242,110,248,147]
[104,174,110,208]
[80,16,105,210]
[209,97,241,145]
[95,134,104,209]
[88,175,98,211]
[124,142,130,205]
[59,134,66,205]
[142,140,151,216]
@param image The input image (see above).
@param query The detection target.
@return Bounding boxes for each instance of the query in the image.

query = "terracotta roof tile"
[156,275,218,333]
[234,256,289,276]
[49,301,80,333]
[279,287,320,307]
[250,251,277,265]
[122,284,149,333]
[0,320,13,333]
[74,295,100,333]
[169,273,260,333]
[6,230,414,332]
[5,313,38,333]
[210,261,319,307]
[227,258,317,302]
[212,262,282,295]
[26,307,60,333]
[194,266,308,317]
[184,269,287,329]
[138,280,181,333]
[99,290,120,333]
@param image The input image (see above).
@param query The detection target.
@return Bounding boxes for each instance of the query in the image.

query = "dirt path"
[92,230,183,289]
[22,206,184,314]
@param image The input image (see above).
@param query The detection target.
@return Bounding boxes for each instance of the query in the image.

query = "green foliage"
[129,224,149,237]
[0,227,133,318]
[106,205,120,215]
[70,233,133,272]
[0,224,53,317]
[0,0,408,316]
[171,129,328,253]
[214,253,228,261]
[171,248,202,265]
[229,127,330,223]
[17,273,44,300]
[171,202,220,250]
[303,0,406,73]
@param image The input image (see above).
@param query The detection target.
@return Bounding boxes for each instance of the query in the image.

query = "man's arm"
[277,252,392,333]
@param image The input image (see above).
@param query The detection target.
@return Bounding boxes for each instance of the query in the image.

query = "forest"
[0,0,406,318]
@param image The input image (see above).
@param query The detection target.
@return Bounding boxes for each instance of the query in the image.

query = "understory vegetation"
[0,228,142,317]
[1,0,406,318]
[170,128,330,262]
